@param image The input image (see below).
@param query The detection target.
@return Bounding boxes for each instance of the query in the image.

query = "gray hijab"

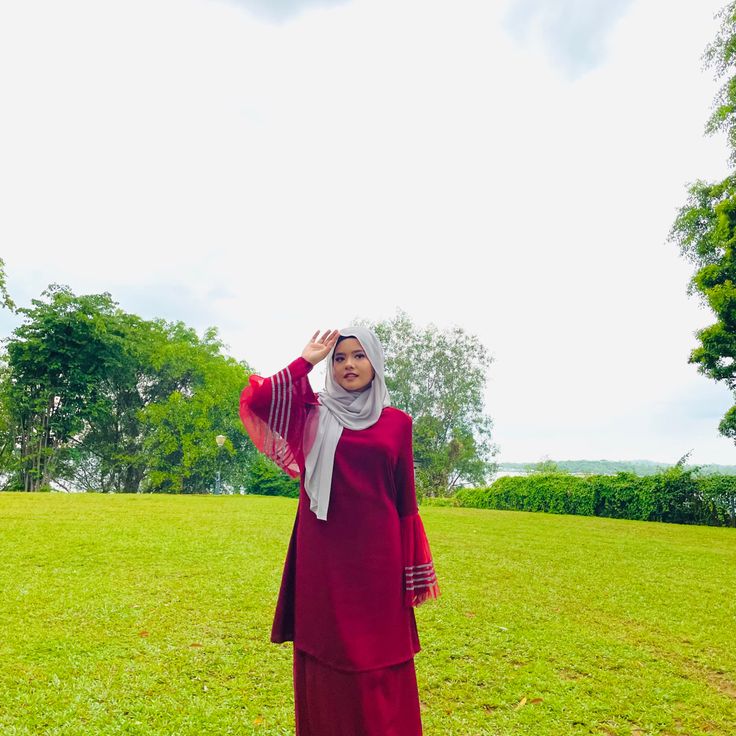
[303,326,390,520]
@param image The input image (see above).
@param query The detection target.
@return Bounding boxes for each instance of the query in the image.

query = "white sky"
[1,0,734,465]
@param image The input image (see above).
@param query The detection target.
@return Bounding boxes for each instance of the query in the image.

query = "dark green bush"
[474,475,595,515]
[698,475,736,526]
[455,470,736,527]
[246,455,299,497]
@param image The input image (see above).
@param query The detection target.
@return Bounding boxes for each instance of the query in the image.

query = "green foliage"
[585,472,655,520]
[2,285,254,492]
[671,5,736,440]
[525,458,568,474]
[455,469,736,527]
[699,472,736,523]
[0,257,15,312]
[704,2,736,160]
[5,286,130,490]
[501,458,736,475]
[671,177,736,437]
[457,474,596,516]
[357,309,497,496]
[647,463,702,523]
[245,454,299,497]
[138,322,253,494]
[0,359,17,488]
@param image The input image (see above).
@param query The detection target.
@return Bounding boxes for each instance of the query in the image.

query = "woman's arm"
[239,330,339,477]
[396,415,441,607]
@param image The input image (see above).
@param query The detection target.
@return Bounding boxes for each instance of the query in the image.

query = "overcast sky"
[1,0,734,465]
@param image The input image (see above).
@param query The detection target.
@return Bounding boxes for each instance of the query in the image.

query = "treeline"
[451,468,736,527]
[0,285,262,493]
[500,460,736,476]
[0,280,496,495]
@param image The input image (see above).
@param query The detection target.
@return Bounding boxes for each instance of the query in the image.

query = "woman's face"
[332,337,375,392]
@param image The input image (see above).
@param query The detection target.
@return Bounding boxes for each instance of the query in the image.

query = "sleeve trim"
[400,512,440,608]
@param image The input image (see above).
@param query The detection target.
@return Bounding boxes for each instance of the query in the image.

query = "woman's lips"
[345,373,358,378]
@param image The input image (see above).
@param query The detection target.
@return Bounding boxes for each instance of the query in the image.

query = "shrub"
[454,470,736,526]
[245,455,299,497]
[698,474,736,526]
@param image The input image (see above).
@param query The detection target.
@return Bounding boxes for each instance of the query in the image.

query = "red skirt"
[293,647,423,736]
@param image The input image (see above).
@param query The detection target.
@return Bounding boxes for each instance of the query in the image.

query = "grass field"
[1,493,735,736]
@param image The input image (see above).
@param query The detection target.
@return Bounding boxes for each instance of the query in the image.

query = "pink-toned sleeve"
[239,357,318,478]
[396,414,440,608]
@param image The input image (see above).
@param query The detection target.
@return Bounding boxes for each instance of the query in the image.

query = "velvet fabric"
[293,647,423,736]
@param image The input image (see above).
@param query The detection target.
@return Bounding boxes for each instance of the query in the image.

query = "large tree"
[5,286,129,490]
[359,310,497,496]
[138,322,254,494]
[670,2,736,440]
[3,285,253,491]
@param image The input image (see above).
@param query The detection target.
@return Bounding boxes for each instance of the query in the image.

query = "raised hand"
[301,329,340,366]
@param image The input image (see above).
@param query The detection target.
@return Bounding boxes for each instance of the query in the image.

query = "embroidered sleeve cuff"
[400,512,440,608]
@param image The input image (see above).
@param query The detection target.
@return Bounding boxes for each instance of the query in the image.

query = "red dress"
[240,357,440,736]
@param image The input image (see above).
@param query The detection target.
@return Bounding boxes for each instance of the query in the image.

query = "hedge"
[454,470,736,527]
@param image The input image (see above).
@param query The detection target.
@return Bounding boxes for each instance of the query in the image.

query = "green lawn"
[1,493,735,736]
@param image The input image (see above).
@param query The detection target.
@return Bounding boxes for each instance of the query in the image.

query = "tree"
[358,310,497,496]
[526,458,568,475]
[5,286,129,490]
[138,322,255,494]
[704,3,736,162]
[670,3,736,440]
[245,454,300,497]
[0,359,17,489]
[61,310,160,493]
[0,258,15,313]
[3,285,254,491]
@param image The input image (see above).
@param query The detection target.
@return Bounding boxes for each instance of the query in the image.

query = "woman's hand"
[302,329,340,366]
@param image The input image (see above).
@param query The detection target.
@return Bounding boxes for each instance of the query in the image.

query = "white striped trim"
[276,370,286,439]
[406,571,437,581]
[273,369,283,459]
[264,367,298,469]
[406,572,437,583]
[277,369,293,461]
[266,372,278,456]
[405,562,434,571]
[405,560,438,591]
[274,370,282,434]
[407,578,438,591]
[267,368,289,460]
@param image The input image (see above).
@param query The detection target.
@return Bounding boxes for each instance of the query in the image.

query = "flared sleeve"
[239,357,318,477]
[396,414,440,608]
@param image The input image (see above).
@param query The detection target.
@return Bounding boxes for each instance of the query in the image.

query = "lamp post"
[215,434,226,495]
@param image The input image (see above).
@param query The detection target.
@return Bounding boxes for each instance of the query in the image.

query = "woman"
[239,326,440,736]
